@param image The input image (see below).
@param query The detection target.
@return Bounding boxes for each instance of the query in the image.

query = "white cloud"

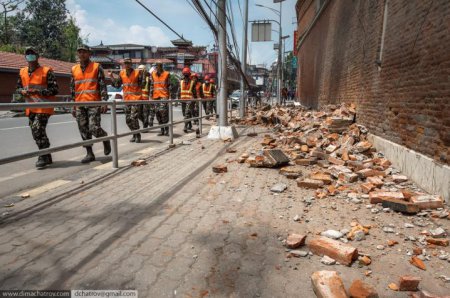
[66,0,171,46]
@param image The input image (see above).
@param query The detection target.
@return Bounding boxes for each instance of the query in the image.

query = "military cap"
[76,44,90,51]
[123,58,132,63]
[25,46,38,55]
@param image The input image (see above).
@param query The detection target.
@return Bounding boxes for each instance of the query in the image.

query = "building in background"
[0,51,74,103]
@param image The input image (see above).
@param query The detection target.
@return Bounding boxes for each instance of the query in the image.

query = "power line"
[134,0,187,41]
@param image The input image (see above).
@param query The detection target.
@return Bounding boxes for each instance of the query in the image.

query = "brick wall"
[295,0,450,164]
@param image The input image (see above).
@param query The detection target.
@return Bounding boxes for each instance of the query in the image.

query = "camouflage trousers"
[28,112,50,149]
[138,104,151,127]
[182,101,195,120]
[76,107,107,144]
[124,105,140,131]
[153,99,169,124]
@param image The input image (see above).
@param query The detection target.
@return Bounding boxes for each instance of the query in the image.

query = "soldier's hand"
[20,90,29,96]
[71,108,76,118]
[101,105,108,114]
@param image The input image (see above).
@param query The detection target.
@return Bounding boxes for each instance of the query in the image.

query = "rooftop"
[0,51,75,76]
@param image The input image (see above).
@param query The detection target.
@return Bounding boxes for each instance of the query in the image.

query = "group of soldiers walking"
[16,45,216,169]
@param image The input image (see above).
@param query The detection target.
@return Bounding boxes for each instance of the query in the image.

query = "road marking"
[0,168,37,183]
[20,179,71,197]
[0,120,76,131]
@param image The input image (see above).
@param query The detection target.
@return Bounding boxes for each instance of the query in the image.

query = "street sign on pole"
[273,0,285,3]
[251,22,271,42]
[274,43,279,50]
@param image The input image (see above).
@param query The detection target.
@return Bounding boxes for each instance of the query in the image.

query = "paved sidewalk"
[0,126,448,297]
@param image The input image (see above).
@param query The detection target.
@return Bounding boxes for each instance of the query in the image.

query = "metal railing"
[0,98,216,168]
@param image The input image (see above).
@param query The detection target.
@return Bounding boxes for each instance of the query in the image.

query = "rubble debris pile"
[237,103,449,297]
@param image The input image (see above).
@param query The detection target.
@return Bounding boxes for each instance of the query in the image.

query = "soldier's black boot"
[35,155,48,169]
[81,146,95,163]
[135,133,141,143]
[164,127,169,136]
[130,135,136,142]
[103,140,111,155]
[157,128,164,136]
[188,122,192,130]
[45,154,53,164]
[196,128,200,138]
[183,123,188,133]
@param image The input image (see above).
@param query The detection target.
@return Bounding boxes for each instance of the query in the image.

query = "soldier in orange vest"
[16,47,58,169]
[202,75,216,118]
[110,58,145,143]
[207,78,217,117]
[190,73,203,127]
[179,67,197,133]
[151,62,171,136]
[71,44,111,163]
[138,64,151,130]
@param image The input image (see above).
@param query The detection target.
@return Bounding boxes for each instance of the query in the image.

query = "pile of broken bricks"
[223,103,449,296]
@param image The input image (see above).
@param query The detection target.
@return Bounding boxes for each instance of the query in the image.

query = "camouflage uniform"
[70,63,108,143]
[111,68,145,131]
[16,66,58,150]
[155,101,169,124]
[28,113,51,149]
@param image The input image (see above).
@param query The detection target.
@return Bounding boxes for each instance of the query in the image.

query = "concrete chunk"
[311,271,348,298]
[309,236,358,266]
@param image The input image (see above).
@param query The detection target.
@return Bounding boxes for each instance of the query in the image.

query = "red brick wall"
[0,72,71,103]
[295,0,450,164]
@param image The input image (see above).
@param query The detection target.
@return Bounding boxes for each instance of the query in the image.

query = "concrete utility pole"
[239,0,249,118]
[218,0,228,126]
[277,1,282,105]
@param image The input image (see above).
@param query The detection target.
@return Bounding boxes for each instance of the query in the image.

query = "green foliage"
[61,16,82,62]
[0,43,23,53]
[17,0,68,59]
[0,0,83,61]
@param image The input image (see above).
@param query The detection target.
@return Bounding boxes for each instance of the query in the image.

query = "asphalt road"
[0,107,204,198]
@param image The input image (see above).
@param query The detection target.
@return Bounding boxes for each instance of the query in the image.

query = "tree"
[0,0,24,44]
[61,16,82,62]
[17,0,68,59]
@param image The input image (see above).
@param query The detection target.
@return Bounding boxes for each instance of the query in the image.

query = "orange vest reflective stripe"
[72,62,101,102]
[152,71,170,99]
[180,79,194,99]
[120,69,142,101]
[20,66,55,115]
[202,83,212,98]
[141,76,150,100]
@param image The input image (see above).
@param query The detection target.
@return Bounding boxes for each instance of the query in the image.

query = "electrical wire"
[134,0,187,41]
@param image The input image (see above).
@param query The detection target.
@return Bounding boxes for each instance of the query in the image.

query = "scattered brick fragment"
[212,164,228,173]
[309,236,358,266]
[311,271,348,298]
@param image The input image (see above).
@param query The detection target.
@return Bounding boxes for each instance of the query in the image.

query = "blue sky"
[66,0,297,66]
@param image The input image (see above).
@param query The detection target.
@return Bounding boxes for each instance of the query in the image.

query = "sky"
[66,0,298,67]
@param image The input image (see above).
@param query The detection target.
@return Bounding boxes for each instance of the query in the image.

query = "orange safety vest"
[195,82,202,99]
[152,71,170,99]
[180,79,194,100]
[141,76,150,100]
[72,62,101,102]
[19,66,55,116]
[202,83,212,98]
[120,69,142,101]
